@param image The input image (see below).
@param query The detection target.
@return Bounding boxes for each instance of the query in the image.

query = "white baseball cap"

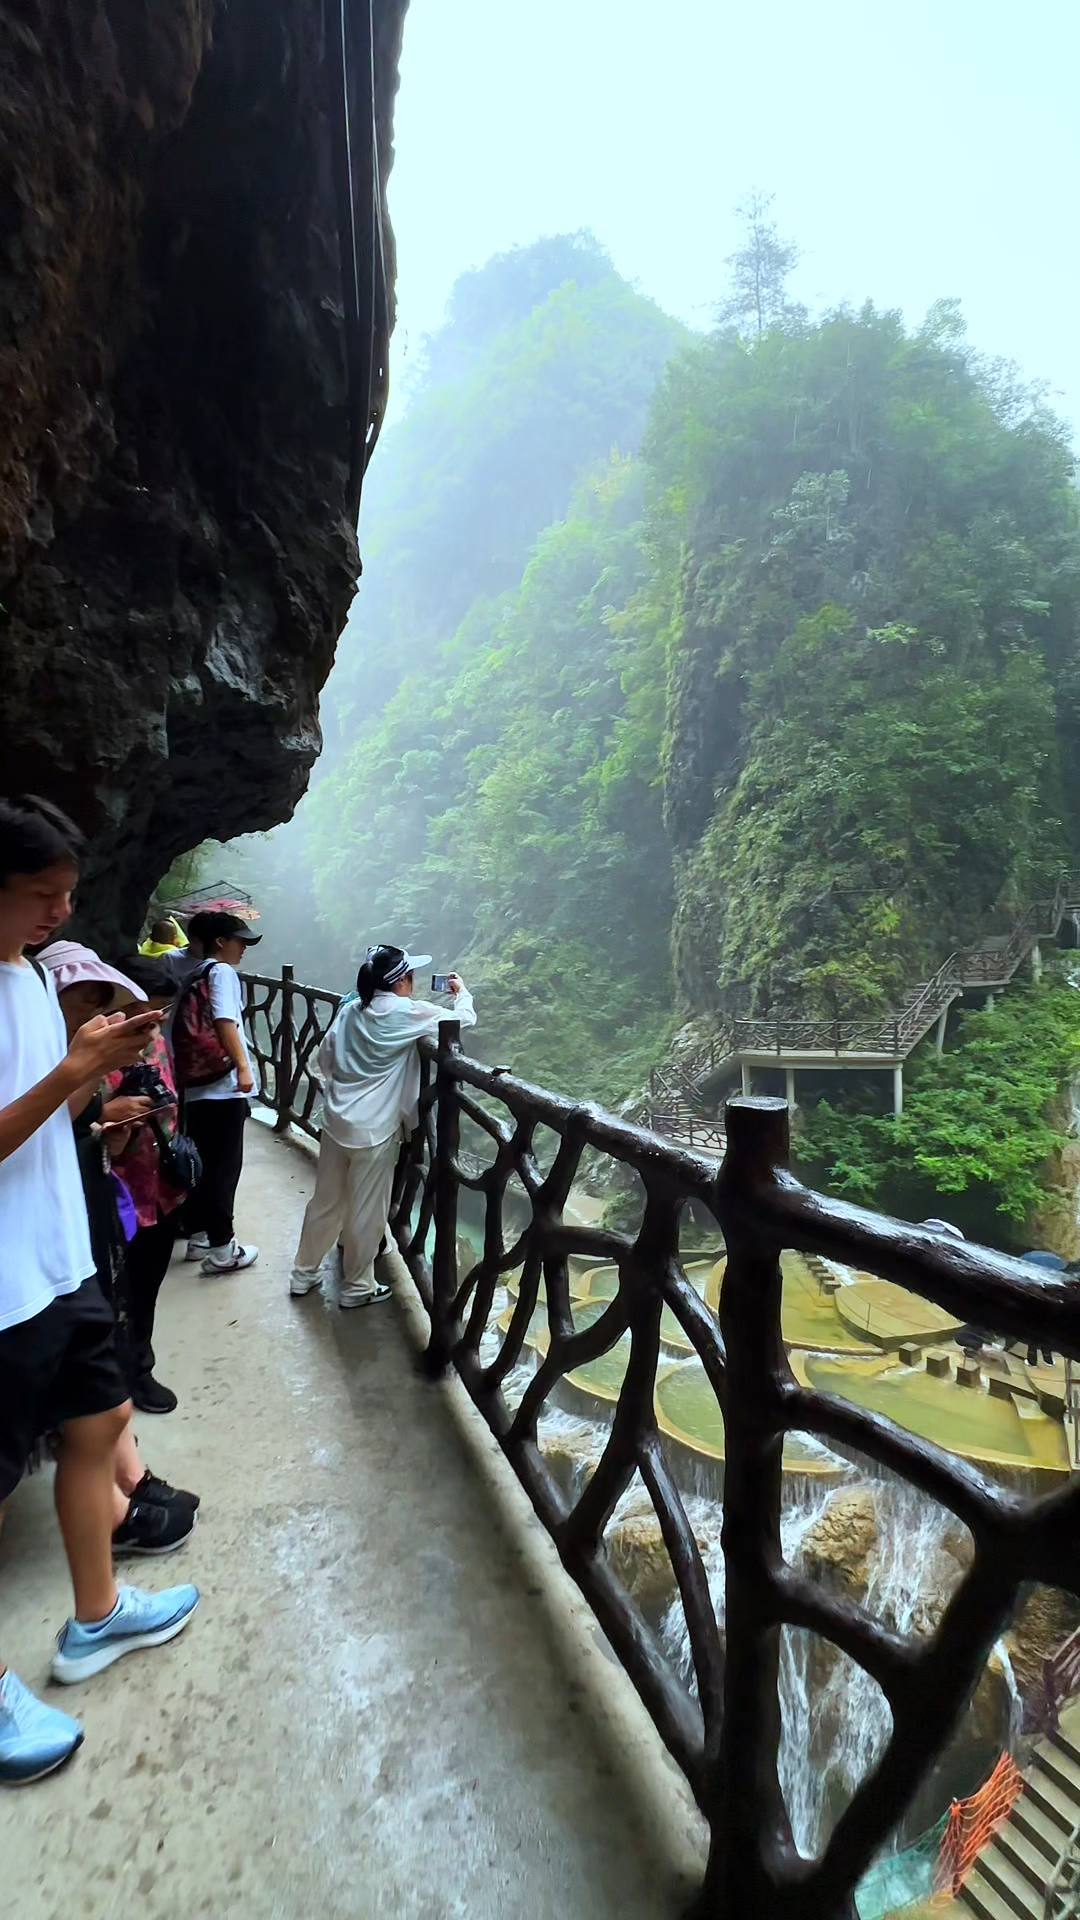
[365,944,433,987]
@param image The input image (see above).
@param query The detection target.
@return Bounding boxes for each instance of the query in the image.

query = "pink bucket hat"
[36,941,147,1010]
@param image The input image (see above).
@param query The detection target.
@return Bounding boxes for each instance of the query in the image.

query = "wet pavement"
[0,1122,692,1919]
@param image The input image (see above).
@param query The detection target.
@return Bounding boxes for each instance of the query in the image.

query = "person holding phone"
[0,798,198,1787]
[290,944,475,1308]
[106,954,197,1413]
[37,942,200,1544]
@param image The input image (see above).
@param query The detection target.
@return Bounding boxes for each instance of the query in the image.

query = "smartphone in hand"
[431,973,453,994]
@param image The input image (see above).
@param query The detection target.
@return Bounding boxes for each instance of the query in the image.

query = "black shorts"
[0,1278,130,1501]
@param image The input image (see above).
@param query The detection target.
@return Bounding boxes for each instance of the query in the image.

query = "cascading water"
[779,1480,958,1855]
[993,1637,1024,1746]
[659,1471,978,1861]
[777,1486,854,1854]
[471,1261,1010,1864]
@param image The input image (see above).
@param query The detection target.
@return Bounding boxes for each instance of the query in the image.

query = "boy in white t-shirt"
[180,911,261,1272]
[0,798,200,1786]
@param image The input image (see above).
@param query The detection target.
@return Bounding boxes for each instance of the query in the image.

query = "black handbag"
[150,1117,202,1194]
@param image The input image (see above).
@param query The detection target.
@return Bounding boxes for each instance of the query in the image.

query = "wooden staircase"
[644,874,1080,1152]
[960,1712,1080,1918]
[642,1060,726,1156]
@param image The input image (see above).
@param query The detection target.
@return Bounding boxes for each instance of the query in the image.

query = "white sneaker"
[185,1234,210,1263]
[201,1241,259,1274]
[289,1268,321,1298]
[339,1280,393,1310]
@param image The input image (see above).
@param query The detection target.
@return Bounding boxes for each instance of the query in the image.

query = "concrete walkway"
[0,1123,695,1920]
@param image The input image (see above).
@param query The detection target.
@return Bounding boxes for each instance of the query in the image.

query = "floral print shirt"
[107,1031,186,1229]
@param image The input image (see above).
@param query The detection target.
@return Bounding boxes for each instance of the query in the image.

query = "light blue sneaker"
[0,1670,83,1783]
[51,1583,199,1684]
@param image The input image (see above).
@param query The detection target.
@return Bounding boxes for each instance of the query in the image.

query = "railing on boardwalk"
[245,967,1080,1920]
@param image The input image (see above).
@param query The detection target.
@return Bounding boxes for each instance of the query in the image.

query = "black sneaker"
[131,1374,178,1415]
[133,1468,200,1515]
[112,1499,196,1556]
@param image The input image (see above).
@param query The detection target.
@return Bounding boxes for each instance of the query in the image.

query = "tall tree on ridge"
[717,189,804,337]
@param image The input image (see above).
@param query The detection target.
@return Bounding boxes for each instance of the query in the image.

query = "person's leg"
[196,1101,253,1264]
[213,1099,248,1250]
[181,1101,211,1241]
[185,1101,227,1245]
[340,1135,399,1306]
[126,1216,180,1380]
[53,1402,129,1622]
[292,1135,350,1292]
[110,1412,200,1543]
[114,1416,143,1495]
[47,1303,200,1681]
[0,1312,87,1782]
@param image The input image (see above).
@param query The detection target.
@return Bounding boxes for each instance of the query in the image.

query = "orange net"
[934,1752,1025,1895]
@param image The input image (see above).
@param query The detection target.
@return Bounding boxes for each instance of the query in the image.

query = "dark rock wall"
[0,0,405,945]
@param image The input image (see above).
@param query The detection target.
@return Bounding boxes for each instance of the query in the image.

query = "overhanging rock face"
[0,0,406,945]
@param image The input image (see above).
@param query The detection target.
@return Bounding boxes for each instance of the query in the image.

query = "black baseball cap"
[190,910,261,948]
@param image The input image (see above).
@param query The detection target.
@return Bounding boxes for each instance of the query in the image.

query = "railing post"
[696,1096,796,1920]
[274,964,295,1132]
[425,1018,462,1378]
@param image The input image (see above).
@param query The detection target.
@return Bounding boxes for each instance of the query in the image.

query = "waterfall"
[658,1480,847,1853]
[780,1480,960,1856]
[993,1637,1023,1746]
[659,1473,973,1860]
[777,1485,850,1854]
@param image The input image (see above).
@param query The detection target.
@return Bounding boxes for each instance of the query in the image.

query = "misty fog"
[211,0,1080,1131]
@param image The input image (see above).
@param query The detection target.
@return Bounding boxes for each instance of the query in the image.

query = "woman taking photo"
[290,945,475,1308]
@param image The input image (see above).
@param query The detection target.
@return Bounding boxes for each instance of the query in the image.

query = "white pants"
[294,1131,400,1296]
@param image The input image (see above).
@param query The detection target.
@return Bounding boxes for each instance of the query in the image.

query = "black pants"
[127,1214,181,1377]
[185,1099,248,1249]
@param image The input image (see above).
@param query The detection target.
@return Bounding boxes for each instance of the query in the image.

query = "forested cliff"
[266,228,1079,1118]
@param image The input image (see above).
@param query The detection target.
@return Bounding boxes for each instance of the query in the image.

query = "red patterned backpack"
[172,962,232,1090]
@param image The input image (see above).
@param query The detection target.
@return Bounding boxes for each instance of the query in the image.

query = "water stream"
[470,1255,1010,1865]
[658,1472,977,1859]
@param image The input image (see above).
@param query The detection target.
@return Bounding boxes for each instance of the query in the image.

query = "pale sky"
[382,0,1080,436]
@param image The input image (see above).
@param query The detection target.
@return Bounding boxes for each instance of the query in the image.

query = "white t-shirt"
[184,961,255,1103]
[0,961,94,1331]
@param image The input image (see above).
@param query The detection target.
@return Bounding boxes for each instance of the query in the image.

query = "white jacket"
[316,986,476,1149]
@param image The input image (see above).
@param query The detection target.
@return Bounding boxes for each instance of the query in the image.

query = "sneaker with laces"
[0,1671,83,1784]
[112,1499,196,1557]
[184,1233,210,1263]
[51,1583,200,1684]
[289,1267,321,1297]
[202,1240,259,1274]
[339,1279,394,1310]
[133,1469,199,1514]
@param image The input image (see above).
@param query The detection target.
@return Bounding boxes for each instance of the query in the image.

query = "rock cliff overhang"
[0,0,407,944]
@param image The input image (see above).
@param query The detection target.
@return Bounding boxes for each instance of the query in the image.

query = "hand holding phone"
[99,1102,173,1133]
[431,973,452,995]
[68,1009,162,1081]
